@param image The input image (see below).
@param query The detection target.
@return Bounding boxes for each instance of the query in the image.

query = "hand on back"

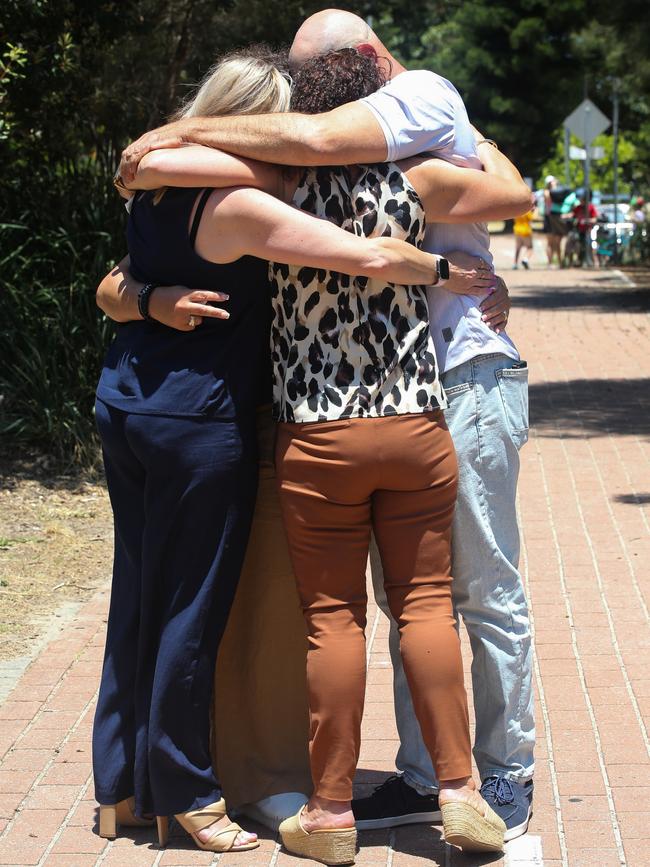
[443,252,511,332]
[446,251,495,295]
[149,286,230,331]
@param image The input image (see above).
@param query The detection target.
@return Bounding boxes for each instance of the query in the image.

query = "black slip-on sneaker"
[352,774,441,830]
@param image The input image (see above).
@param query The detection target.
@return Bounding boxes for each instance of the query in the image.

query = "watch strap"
[437,258,450,282]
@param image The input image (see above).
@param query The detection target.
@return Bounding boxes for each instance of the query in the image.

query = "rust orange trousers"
[276,411,472,801]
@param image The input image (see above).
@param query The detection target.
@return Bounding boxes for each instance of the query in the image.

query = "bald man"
[118,9,534,841]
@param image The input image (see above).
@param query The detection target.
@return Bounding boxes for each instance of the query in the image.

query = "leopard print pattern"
[269,163,446,423]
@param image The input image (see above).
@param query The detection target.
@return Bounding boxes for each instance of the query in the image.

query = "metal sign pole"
[583,102,592,266]
[583,105,591,205]
[584,147,593,266]
[564,125,571,187]
[563,98,611,267]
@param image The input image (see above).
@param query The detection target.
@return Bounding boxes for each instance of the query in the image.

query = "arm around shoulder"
[300,102,388,164]
[128,145,282,194]
[195,186,439,286]
[120,103,388,177]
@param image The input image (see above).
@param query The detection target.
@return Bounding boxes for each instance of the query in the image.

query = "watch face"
[439,258,450,280]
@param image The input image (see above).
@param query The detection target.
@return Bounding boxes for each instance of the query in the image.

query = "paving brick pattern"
[1,244,648,866]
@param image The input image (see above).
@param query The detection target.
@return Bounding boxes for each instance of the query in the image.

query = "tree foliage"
[0,0,647,464]
[373,0,649,184]
[571,10,650,189]
[374,0,592,175]
[538,129,638,194]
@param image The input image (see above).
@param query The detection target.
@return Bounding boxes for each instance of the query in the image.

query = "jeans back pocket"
[495,364,529,449]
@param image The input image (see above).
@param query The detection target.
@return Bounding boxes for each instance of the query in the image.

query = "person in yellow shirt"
[514,209,534,269]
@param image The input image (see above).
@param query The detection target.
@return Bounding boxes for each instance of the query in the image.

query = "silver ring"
[188,315,197,328]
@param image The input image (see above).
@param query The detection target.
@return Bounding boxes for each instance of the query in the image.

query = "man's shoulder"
[360,67,475,164]
[385,69,462,101]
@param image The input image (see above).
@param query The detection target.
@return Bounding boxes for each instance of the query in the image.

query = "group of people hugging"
[91,9,535,864]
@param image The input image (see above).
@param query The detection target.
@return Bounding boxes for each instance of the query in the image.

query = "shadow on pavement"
[0,452,101,493]
[530,378,650,439]
[614,493,650,505]
[512,280,650,313]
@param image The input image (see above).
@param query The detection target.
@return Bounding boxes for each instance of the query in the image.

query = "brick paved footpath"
[1,237,649,866]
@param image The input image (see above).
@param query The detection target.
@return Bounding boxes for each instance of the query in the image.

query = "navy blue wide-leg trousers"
[92,399,258,817]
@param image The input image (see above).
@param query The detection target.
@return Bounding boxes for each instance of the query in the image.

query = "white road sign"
[570,145,605,160]
[564,99,610,146]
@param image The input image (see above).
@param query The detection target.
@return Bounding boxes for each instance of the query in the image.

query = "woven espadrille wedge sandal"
[441,797,506,853]
[156,798,259,852]
[99,797,155,839]
[279,806,357,865]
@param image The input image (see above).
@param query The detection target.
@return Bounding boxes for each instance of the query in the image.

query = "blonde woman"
[94,46,482,856]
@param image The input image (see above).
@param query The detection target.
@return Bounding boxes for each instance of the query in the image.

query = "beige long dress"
[212,408,312,809]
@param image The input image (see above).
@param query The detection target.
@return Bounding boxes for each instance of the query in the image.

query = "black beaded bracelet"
[137,283,159,322]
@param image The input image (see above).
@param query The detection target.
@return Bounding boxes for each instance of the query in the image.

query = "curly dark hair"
[290,47,386,114]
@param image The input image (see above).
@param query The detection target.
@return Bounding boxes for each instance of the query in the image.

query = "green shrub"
[0,0,332,467]
[0,218,115,466]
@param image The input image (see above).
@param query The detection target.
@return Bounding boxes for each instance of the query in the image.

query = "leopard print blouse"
[269,162,446,423]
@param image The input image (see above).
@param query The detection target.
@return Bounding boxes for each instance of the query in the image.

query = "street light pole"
[583,75,590,205]
[612,79,620,264]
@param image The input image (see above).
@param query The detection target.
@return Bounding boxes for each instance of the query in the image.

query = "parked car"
[593,204,635,264]
[597,203,632,226]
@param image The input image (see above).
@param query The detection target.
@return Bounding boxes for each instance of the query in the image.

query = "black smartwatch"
[436,257,450,284]
[137,283,160,322]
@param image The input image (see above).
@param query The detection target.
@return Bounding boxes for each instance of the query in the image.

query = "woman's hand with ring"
[480,276,511,333]
[148,286,230,332]
[445,251,496,296]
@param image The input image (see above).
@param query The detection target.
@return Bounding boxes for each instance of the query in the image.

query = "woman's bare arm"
[96,256,231,330]
[125,145,284,197]
[404,153,533,224]
[96,258,141,322]
[196,186,447,286]
[97,184,495,330]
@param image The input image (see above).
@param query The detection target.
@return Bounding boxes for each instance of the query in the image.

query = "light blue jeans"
[371,353,534,791]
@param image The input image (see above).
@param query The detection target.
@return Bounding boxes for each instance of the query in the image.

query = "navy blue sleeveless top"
[97,188,270,418]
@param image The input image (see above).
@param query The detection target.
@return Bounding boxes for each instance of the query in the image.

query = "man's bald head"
[289,9,378,70]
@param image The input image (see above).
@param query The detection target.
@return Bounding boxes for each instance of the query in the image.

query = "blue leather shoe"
[479,776,533,841]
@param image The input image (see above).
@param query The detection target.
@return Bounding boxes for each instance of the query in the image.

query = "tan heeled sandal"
[441,797,506,853]
[98,796,155,839]
[279,806,356,866]
[156,797,259,852]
